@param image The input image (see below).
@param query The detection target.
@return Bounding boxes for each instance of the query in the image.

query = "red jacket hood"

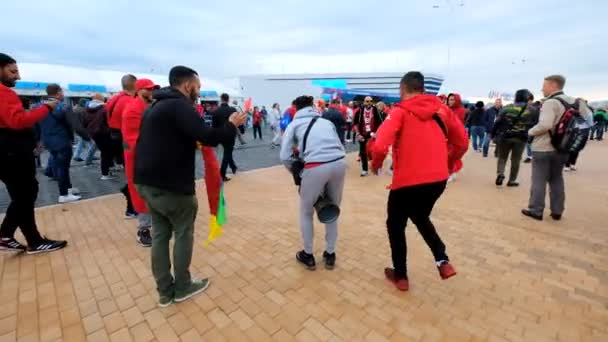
[396,94,442,121]
[448,93,463,108]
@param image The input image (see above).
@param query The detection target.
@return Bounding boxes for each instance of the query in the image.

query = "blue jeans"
[74,137,97,164]
[526,143,532,158]
[482,133,492,157]
[50,147,73,196]
[44,154,55,178]
[470,126,486,151]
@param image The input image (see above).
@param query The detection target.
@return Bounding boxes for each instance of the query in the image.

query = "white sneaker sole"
[26,245,66,255]
[173,280,210,303]
[0,246,26,253]
[158,300,173,308]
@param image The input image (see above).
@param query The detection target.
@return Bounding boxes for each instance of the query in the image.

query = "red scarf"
[362,107,375,134]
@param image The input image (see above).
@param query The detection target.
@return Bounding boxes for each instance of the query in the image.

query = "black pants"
[359,139,369,172]
[566,151,579,167]
[253,124,262,140]
[110,129,124,166]
[220,144,237,178]
[120,183,135,213]
[0,153,43,245]
[94,133,113,176]
[387,181,448,279]
[50,147,73,196]
[345,122,352,140]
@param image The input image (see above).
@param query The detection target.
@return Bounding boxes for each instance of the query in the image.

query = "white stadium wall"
[238,72,444,110]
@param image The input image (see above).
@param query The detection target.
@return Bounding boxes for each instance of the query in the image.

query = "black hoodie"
[134,87,237,195]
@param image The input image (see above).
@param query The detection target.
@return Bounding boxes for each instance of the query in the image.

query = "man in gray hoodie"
[280,96,346,270]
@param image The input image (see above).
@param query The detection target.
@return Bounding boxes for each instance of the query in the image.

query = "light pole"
[433,0,465,92]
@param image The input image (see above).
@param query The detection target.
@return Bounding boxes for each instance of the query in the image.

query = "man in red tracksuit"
[0,53,67,254]
[107,75,138,217]
[106,74,137,167]
[122,79,159,247]
[371,71,468,291]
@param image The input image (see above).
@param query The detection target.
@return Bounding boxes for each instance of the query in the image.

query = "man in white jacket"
[269,103,282,148]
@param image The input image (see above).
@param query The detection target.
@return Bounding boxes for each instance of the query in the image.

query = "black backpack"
[549,97,590,153]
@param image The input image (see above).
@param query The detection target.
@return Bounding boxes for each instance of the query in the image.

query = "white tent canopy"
[16,62,243,99]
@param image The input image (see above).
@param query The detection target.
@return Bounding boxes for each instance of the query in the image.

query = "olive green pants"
[136,184,198,298]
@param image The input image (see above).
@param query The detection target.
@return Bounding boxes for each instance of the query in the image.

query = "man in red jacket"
[106,74,137,167]
[122,78,159,247]
[371,71,468,291]
[0,53,67,254]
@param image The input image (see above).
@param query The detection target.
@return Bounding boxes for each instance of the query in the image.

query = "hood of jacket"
[448,93,463,109]
[293,106,319,120]
[152,87,189,102]
[396,94,442,121]
[87,99,104,110]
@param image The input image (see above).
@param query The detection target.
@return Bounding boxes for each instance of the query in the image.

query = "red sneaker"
[384,268,409,291]
[437,261,457,280]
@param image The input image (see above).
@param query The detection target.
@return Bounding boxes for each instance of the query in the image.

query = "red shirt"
[288,105,296,119]
[372,94,468,190]
[0,84,50,130]
[106,91,133,130]
[253,111,262,125]
[122,97,147,149]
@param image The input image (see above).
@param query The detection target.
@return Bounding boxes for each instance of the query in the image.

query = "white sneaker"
[570,166,577,172]
[564,167,571,172]
[100,175,116,180]
[447,174,456,183]
[68,188,80,196]
[360,171,369,177]
[59,194,81,203]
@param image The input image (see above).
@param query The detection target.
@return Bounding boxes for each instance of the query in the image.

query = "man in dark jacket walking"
[40,84,81,203]
[466,101,486,153]
[323,99,346,144]
[492,89,537,187]
[211,93,238,181]
[482,99,502,157]
[353,96,383,176]
[135,66,247,307]
[0,53,67,254]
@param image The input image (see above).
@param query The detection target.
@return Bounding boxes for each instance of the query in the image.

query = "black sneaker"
[323,251,336,270]
[137,229,152,247]
[550,213,562,221]
[495,174,505,186]
[524,158,532,163]
[296,250,316,270]
[507,181,519,187]
[73,157,84,162]
[0,238,27,252]
[521,209,543,221]
[27,238,67,255]
[125,210,138,219]
[222,176,231,182]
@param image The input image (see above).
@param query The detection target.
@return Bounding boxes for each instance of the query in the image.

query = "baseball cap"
[135,78,160,91]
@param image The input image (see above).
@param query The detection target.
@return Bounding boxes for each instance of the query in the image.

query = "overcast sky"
[2,0,606,99]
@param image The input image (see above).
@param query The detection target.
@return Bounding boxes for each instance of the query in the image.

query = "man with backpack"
[491,89,537,187]
[522,75,591,221]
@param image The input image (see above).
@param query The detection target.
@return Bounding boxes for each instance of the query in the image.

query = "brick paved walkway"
[0,143,607,342]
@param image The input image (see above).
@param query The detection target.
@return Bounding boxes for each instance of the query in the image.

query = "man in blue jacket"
[482,98,502,157]
[40,84,81,203]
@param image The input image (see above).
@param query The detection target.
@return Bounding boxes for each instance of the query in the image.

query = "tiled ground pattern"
[0,143,607,342]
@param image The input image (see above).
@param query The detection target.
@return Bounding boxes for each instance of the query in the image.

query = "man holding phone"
[0,53,68,254]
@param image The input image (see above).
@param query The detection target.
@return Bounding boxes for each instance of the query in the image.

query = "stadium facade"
[238,72,444,108]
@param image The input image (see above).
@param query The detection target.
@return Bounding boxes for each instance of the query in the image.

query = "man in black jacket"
[134,66,247,307]
[212,93,237,181]
[323,99,346,144]
[353,96,383,176]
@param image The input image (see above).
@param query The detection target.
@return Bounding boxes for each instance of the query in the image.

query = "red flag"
[244,97,252,112]
[200,146,226,246]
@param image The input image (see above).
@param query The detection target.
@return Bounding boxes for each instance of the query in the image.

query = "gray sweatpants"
[528,151,568,215]
[299,160,346,254]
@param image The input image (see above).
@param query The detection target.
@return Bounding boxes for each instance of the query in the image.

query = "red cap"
[135,78,160,91]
